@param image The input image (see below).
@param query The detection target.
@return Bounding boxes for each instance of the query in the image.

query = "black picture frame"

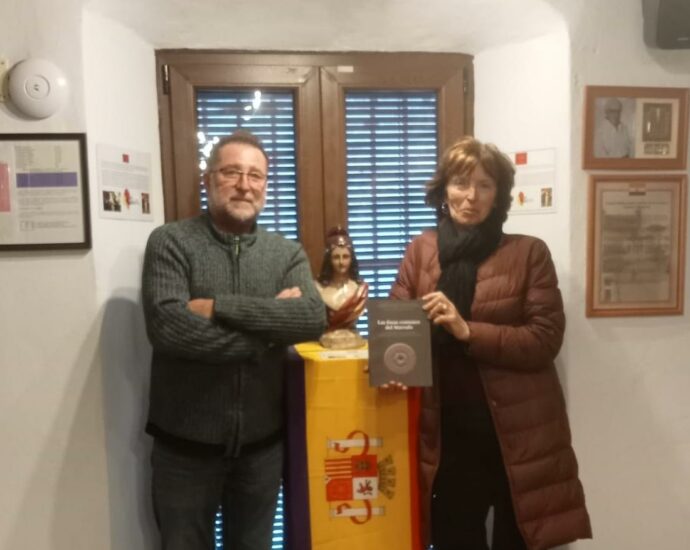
[0,133,91,251]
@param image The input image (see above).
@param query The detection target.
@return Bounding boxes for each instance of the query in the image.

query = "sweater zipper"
[227,233,242,457]
[232,235,240,293]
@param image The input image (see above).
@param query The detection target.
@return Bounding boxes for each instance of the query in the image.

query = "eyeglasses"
[211,167,266,186]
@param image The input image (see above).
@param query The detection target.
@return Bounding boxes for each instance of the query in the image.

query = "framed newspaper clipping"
[583,86,689,170]
[586,174,687,317]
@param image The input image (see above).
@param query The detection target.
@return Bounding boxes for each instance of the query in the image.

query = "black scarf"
[435,210,503,348]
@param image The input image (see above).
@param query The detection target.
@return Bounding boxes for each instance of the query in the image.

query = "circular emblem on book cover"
[383,342,416,375]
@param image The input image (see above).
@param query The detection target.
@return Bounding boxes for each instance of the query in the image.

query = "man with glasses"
[594,97,633,158]
[142,130,326,550]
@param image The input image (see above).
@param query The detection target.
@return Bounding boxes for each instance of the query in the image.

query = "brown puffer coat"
[391,229,591,550]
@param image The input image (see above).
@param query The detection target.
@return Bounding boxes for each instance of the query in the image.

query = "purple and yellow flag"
[285,342,421,550]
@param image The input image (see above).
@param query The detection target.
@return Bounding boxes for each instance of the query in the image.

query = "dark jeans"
[431,407,527,550]
[151,437,283,550]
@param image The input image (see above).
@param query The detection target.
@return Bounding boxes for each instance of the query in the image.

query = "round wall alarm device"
[8,58,69,119]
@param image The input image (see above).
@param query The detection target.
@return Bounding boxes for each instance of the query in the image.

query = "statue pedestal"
[284,342,422,550]
[319,328,365,350]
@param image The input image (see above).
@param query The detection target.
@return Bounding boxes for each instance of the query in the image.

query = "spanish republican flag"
[285,342,421,550]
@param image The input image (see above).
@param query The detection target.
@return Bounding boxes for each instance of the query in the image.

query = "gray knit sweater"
[142,214,326,454]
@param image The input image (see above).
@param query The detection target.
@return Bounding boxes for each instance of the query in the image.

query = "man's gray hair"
[206,130,269,172]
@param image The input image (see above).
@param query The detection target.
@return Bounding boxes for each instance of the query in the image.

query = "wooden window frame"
[156,51,474,271]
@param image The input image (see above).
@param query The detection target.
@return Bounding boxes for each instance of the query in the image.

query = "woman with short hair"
[391,137,591,550]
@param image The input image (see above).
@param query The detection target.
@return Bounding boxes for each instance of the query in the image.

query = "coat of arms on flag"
[290,342,421,550]
[324,429,396,524]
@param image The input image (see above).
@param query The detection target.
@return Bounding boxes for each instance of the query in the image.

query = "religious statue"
[315,226,368,349]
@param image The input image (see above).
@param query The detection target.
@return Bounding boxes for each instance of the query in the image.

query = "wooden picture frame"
[0,133,91,251]
[583,86,689,170]
[586,174,687,317]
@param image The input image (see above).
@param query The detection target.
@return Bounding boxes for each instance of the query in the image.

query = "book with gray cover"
[367,298,433,387]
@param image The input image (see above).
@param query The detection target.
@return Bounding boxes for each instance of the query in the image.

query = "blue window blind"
[196,89,292,550]
[345,91,438,332]
[212,488,284,550]
[196,89,299,240]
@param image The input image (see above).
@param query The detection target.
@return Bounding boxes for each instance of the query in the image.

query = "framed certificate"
[587,174,687,316]
[0,133,91,250]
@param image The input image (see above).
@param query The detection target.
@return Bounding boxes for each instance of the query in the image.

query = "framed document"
[586,174,687,317]
[0,133,91,250]
[583,85,689,170]
[367,299,432,387]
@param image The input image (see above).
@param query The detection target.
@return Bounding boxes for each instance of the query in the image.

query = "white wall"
[0,3,162,549]
[0,1,110,549]
[475,30,571,276]
[0,0,84,130]
[82,10,163,549]
[562,2,690,549]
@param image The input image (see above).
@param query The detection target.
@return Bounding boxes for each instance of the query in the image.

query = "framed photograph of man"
[586,174,687,317]
[583,86,689,170]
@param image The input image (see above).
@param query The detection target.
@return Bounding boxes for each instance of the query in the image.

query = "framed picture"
[0,133,91,250]
[586,174,687,317]
[583,86,689,170]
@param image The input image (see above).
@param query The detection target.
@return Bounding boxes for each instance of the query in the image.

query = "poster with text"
[508,148,557,215]
[97,144,153,221]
